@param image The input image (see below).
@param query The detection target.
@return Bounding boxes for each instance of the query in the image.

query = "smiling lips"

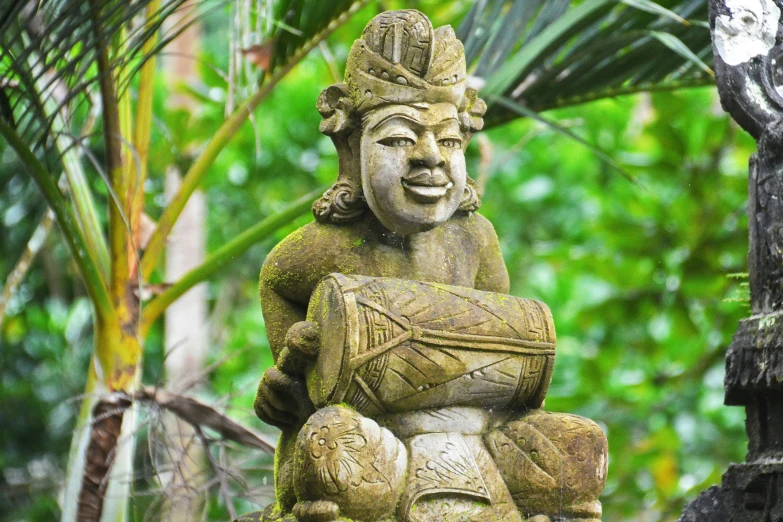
[401,170,453,203]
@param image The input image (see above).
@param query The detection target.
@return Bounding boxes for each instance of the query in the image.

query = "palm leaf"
[493,95,640,185]
[0,0,174,150]
[140,0,370,279]
[271,0,365,70]
[458,0,712,128]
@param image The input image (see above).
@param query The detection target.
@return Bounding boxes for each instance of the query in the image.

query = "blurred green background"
[0,0,754,520]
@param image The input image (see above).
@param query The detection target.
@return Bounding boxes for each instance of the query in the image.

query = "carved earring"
[313,180,367,224]
[317,84,356,137]
[458,177,481,213]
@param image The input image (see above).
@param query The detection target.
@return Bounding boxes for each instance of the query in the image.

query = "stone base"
[234,506,602,522]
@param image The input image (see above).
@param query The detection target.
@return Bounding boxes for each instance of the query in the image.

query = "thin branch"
[140,186,325,336]
[135,387,275,453]
[194,425,236,521]
[139,0,370,281]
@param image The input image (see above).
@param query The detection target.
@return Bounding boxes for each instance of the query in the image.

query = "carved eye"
[379,137,415,147]
[440,138,462,149]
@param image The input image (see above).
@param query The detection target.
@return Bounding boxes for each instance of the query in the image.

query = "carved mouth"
[401,171,453,203]
[401,180,453,202]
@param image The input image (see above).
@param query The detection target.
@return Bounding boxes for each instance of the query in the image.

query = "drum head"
[306,274,349,407]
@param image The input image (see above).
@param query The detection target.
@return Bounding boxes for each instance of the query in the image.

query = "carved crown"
[345,10,469,112]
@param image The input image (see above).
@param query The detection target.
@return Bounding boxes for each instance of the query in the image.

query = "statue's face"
[360,103,467,236]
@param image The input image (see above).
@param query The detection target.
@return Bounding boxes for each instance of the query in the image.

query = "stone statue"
[239,10,608,522]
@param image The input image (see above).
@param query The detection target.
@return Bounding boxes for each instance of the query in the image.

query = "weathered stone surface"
[241,9,608,522]
[725,312,783,405]
[679,1,783,520]
[294,406,407,521]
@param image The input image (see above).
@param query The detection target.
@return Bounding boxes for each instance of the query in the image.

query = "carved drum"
[305,274,556,415]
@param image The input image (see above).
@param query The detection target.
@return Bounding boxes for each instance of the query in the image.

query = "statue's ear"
[458,176,481,213]
[318,84,357,137]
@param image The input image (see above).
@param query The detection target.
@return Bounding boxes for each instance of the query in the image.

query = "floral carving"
[294,406,407,521]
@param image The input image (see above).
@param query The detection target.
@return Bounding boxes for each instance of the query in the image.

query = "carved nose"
[410,133,445,169]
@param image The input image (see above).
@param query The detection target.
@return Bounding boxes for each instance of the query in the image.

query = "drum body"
[306,274,556,416]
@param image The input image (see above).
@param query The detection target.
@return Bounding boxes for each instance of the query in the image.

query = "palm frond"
[271,0,364,70]
[492,95,641,185]
[458,0,712,128]
[0,0,170,152]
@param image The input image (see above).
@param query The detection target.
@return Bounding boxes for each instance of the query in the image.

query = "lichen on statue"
[244,10,608,522]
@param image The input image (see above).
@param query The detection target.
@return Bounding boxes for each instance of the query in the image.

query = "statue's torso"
[264,212,506,308]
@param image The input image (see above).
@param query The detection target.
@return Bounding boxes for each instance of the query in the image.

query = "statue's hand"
[254,367,314,429]
[255,321,320,429]
[276,321,321,376]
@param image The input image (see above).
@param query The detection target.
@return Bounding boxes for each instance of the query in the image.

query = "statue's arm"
[259,228,319,362]
[256,226,327,430]
[259,279,307,363]
[473,214,510,294]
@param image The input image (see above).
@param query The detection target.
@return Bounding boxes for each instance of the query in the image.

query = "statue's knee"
[485,411,607,515]
[522,411,608,496]
[294,405,407,521]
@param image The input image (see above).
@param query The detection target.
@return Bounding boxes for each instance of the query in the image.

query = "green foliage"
[0,1,756,521]
[459,0,714,127]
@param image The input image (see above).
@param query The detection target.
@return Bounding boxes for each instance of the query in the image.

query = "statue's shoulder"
[272,220,364,256]
[448,211,500,244]
[262,219,364,284]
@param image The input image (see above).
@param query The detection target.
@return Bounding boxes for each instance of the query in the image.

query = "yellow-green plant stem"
[94,314,142,393]
[0,118,113,320]
[130,0,161,272]
[90,0,132,318]
[139,0,370,281]
[140,187,325,337]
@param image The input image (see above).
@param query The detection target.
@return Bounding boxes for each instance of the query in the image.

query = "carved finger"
[276,347,307,375]
[263,367,315,423]
[263,367,300,391]
[264,386,299,413]
[285,321,320,359]
[255,398,296,428]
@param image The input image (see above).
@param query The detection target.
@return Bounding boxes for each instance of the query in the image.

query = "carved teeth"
[402,181,450,201]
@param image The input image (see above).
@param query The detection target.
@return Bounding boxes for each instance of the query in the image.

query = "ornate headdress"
[313,10,485,224]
